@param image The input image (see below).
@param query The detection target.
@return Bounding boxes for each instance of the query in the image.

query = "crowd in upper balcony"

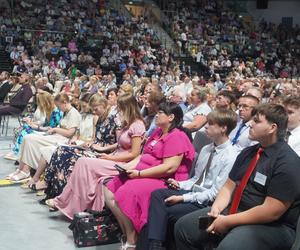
[155,0,299,79]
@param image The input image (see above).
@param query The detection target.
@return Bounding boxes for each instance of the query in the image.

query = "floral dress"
[13,108,63,155]
[44,113,118,199]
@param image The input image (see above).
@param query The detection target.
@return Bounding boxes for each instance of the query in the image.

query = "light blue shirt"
[179,140,238,204]
[229,119,258,152]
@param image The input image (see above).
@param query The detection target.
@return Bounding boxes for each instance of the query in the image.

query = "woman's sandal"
[39,198,47,205]
[122,242,136,250]
[5,169,20,180]
[45,199,58,212]
[28,180,47,192]
[10,171,30,183]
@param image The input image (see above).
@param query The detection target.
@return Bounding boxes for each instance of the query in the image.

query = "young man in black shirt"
[174,103,300,250]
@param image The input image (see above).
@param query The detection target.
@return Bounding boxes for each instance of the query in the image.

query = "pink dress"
[106,128,195,232]
[53,120,145,219]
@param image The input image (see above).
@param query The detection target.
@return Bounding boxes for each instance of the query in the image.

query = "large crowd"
[0,0,300,250]
[156,0,300,80]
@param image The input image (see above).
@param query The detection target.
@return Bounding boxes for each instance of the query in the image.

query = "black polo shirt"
[229,140,300,229]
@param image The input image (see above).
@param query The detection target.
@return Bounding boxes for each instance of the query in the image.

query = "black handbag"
[69,208,121,247]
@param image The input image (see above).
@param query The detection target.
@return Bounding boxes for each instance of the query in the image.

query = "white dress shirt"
[229,119,258,152]
[179,140,238,204]
[288,125,300,156]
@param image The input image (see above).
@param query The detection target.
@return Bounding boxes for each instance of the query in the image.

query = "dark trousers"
[148,188,204,242]
[174,207,296,250]
[0,105,22,116]
[0,105,22,124]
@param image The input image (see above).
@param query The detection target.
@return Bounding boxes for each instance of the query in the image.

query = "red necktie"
[229,147,264,214]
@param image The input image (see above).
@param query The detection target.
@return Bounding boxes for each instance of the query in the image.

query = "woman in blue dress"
[5,91,63,160]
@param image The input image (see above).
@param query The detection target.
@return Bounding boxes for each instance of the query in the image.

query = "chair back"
[193,131,212,155]
[190,131,212,177]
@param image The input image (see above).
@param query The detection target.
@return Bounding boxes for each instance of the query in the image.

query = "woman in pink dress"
[104,103,195,250]
[46,94,145,219]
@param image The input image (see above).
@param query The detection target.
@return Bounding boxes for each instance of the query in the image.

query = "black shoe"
[39,198,47,205]
[14,161,19,165]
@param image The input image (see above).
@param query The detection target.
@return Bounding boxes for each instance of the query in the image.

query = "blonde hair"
[36,91,55,121]
[89,75,99,85]
[54,93,70,103]
[117,94,143,128]
[89,94,108,107]
[89,94,110,119]
[119,83,134,95]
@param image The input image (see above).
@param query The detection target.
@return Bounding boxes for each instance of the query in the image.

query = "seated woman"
[5,91,63,161]
[26,93,96,191]
[43,94,118,199]
[103,103,195,250]
[7,93,81,182]
[183,86,212,136]
[62,78,81,99]
[106,87,118,116]
[85,75,99,94]
[45,94,145,218]
[118,82,134,96]
[142,90,165,138]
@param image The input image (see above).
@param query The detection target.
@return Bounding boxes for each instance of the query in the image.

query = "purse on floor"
[69,208,121,247]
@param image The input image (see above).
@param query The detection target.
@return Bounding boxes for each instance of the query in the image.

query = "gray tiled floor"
[0,118,120,250]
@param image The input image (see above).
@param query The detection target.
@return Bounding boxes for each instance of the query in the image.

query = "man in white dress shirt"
[229,95,259,152]
[283,96,300,156]
[145,109,239,250]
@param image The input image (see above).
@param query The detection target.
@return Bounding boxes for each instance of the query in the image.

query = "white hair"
[172,86,186,102]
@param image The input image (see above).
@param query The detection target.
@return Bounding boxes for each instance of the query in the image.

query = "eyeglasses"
[237,104,254,110]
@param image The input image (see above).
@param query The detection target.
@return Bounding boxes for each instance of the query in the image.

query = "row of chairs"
[0,102,35,137]
[0,114,21,137]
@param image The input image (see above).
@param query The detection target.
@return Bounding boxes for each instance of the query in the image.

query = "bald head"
[246,87,263,101]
